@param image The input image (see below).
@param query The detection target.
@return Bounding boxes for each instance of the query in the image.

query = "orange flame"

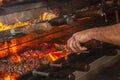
[2,72,18,80]
[0,21,30,31]
[9,54,21,63]
[0,11,63,80]
[48,53,57,61]
[1,42,68,80]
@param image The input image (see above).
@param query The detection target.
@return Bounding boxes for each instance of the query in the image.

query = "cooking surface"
[15,47,120,80]
[0,0,119,80]
[0,15,119,80]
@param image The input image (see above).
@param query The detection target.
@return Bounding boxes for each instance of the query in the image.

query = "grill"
[0,0,120,80]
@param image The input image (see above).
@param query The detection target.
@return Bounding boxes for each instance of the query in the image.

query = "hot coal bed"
[0,0,120,80]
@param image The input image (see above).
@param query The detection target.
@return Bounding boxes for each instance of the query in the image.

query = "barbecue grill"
[0,0,120,80]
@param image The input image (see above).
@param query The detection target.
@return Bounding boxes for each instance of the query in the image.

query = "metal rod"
[32,70,49,77]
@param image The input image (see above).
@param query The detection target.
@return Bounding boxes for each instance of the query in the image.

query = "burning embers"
[0,72,18,80]
[0,43,67,80]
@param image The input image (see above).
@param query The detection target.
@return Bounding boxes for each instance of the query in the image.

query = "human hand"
[0,0,3,6]
[0,0,3,3]
[67,29,93,53]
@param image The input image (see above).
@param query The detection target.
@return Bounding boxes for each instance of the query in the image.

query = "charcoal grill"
[0,0,120,80]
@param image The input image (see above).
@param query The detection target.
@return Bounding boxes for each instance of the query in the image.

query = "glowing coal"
[0,43,67,80]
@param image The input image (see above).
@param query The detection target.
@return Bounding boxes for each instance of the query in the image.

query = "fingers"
[75,40,87,51]
[67,37,77,53]
[67,37,87,53]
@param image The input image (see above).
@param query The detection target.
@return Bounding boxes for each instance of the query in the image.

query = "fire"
[0,43,68,80]
[0,20,67,79]
[1,72,18,80]
[9,54,21,63]
[48,53,58,61]
[0,10,58,32]
[0,21,31,59]
[0,11,62,80]
[0,21,30,31]
[37,43,67,62]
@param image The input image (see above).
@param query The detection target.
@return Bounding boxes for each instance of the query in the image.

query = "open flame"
[0,20,67,79]
[0,43,68,80]
[0,10,58,32]
[19,43,67,62]
[0,21,30,31]
[1,72,19,80]
[0,11,62,80]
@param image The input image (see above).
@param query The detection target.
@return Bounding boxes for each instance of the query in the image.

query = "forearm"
[91,23,120,46]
